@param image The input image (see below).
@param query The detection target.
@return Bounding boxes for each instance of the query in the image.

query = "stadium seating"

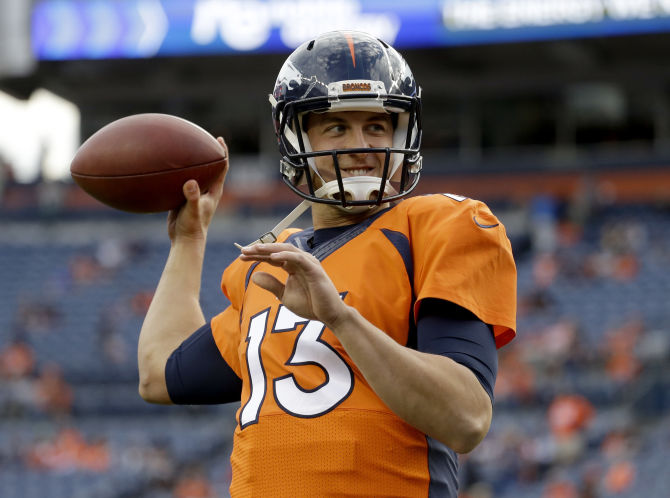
[0,202,668,497]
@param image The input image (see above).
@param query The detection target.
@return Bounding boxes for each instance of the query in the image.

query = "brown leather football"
[70,113,226,213]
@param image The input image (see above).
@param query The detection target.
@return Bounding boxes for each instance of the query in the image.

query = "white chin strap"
[235,177,395,248]
[317,176,395,212]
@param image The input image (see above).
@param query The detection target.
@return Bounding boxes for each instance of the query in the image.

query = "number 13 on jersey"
[240,303,354,428]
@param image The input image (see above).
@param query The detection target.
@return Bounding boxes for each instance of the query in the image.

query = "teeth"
[346,169,372,176]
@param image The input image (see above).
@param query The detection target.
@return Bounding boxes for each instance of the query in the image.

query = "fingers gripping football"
[240,244,347,326]
[168,137,229,243]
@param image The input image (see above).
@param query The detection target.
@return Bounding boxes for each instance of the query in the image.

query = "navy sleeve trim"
[165,323,242,405]
[381,228,414,289]
[417,299,498,402]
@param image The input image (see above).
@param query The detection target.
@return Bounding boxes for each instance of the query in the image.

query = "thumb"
[251,272,284,299]
[183,179,200,202]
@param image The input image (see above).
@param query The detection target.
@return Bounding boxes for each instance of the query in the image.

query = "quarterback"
[138,31,516,497]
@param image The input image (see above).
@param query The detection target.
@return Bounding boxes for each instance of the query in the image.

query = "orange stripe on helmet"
[344,33,356,68]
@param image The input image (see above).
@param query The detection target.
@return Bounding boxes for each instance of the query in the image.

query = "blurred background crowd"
[1,1,670,497]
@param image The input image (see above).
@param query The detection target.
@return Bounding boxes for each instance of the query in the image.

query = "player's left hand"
[239,243,348,327]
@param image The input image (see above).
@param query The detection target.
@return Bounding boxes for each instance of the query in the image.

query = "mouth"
[341,167,376,177]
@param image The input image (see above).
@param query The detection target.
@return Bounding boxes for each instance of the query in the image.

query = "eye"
[367,121,391,134]
[324,123,346,134]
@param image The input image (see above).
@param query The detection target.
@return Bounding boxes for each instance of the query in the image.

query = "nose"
[347,125,371,149]
[344,127,375,165]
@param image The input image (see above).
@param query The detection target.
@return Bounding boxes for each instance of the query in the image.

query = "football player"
[138,30,516,497]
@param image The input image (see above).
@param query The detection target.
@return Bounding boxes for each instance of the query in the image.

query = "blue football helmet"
[270,30,423,210]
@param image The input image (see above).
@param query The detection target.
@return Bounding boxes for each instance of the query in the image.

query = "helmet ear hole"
[333,191,353,203]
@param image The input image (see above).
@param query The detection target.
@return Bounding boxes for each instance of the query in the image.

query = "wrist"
[167,236,207,271]
[325,304,360,334]
[171,232,207,249]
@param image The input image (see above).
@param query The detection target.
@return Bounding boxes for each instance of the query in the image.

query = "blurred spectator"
[566,176,596,230]
[578,461,602,498]
[600,428,635,461]
[24,426,110,473]
[25,426,86,472]
[556,220,583,249]
[173,464,216,498]
[34,363,73,416]
[145,442,178,489]
[547,393,595,464]
[14,297,62,335]
[600,220,646,256]
[518,252,559,316]
[543,478,578,498]
[547,394,594,439]
[517,431,557,482]
[0,335,37,417]
[95,238,127,272]
[459,481,494,498]
[78,437,111,473]
[97,303,130,366]
[635,327,670,364]
[120,439,176,490]
[529,193,561,253]
[495,347,537,405]
[0,335,35,379]
[583,219,645,281]
[533,252,559,288]
[602,317,644,384]
[519,287,555,316]
[520,318,582,379]
[603,460,636,494]
[69,253,104,285]
[127,239,150,262]
[131,289,154,316]
[611,252,638,281]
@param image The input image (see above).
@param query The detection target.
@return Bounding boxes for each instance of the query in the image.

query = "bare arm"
[137,138,228,404]
[326,306,492,453]
[240,243,492,453]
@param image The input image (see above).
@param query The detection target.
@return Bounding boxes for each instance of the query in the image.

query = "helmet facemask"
[274,92,422,212]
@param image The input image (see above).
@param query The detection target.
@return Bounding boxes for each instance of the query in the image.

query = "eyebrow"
[317,115,346,125]
[315,114,391,126]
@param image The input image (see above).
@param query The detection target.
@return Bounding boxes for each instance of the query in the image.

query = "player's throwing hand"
[168,137,229,244]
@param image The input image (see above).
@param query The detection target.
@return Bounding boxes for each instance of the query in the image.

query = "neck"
[311,202,388,230]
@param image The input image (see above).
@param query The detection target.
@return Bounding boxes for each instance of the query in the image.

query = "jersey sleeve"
[210,305,242,377]
[210,256,250,377]
[409,195,517,348]
[210,229,302,376]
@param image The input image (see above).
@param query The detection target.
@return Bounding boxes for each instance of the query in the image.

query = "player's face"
[305,111,394,186]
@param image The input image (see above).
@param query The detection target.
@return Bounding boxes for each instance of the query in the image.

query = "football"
[70,113,227,213]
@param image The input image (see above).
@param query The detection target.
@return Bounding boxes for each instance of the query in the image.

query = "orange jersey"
[211,194,517,497]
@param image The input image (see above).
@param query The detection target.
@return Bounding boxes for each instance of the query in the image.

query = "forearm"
[328,306,492,453]
[138,238,208,404]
